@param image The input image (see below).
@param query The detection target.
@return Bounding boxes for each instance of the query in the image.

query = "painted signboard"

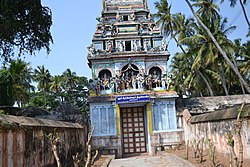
[106,0,143,5]
[116,94,150,104]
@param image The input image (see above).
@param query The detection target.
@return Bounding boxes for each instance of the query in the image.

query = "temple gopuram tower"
[87,0,182,157]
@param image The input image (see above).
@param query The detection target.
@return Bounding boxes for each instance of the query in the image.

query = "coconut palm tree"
[170,52,190,97]
[175,16,197,43]
[62,69,77,92]
[0,68,13,106]
[34,65,51,108]
[50,75,63,94]
[240,41,250,76]
[154,0,221,97]
[183,42,216,96]
[34,65,52,93]
[234,39,250,91]
[185,0,250,93]
[61,69,78,103]
[50,75,64,103]
[193,18,236,95]
[153,0,186,52]
[9,59,34,107]
[193,0,221,28]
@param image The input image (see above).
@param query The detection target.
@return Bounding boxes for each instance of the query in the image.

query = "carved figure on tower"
[116,12,122,22]
[108,40,113,53]
[152,70,159,88]
[130,13,136,21]
[161,75,167,90]
[146,74,152,90]
[87,44,95,57]
[119,41,124,52]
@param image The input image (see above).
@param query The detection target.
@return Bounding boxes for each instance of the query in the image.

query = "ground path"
[108,152,196,167]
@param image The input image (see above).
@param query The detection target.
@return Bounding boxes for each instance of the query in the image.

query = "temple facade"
[87,0,183,157]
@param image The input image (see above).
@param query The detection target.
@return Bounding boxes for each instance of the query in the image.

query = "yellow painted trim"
[147,103,153,135]
[116,105,121,137]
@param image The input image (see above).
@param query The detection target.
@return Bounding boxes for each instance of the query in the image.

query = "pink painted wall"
[183,118,250,159]
[0,115,86,167]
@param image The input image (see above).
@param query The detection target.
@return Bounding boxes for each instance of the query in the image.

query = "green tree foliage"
[28,91,58,110]
[155,0,250,97]
[153,0,186,52]
[0,59,89,112]
[0,68,13,106]
[32,66,89,111]
[185,0,250,93]
[0,0,53,63]
[9,59,34,107]
[60,69,89,111]
[34,65,52,93]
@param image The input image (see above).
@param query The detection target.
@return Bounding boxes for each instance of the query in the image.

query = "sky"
[6,0,249,79]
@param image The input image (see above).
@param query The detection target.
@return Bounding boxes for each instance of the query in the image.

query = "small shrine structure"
[87,0,182,157]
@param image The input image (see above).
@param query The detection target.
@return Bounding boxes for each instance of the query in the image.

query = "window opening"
[123,15,129,21]
[125,41,131,51]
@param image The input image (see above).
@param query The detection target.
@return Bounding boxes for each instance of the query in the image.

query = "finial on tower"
[102,0,105,11]
[144,0,148,9]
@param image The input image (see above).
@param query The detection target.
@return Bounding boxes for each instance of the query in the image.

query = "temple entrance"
[121,107,147,154]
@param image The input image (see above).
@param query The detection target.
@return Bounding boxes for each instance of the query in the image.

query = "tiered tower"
[88,0,169,93]
[87,0,180,158]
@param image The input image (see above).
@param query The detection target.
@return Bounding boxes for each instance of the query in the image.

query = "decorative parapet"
[88,74,172,96]
[103,0,146,11]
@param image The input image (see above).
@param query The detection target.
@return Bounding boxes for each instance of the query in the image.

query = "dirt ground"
[93,144,250,167]
[166,144,250,167]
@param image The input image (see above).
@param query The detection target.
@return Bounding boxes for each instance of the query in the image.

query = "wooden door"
[121,107,146,154]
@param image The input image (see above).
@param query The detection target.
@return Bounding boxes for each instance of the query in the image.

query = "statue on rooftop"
[87,44,95,57]
[101,25,107,37]
[161,75,167,90]
[111,25,117,36]
[96,16,103,22]
[148,23,153,31]
[107,40,113,53]
[116,12,122,22]
[144,40,150,51]
[133,40,139,51]
[138,24,143,35]
[103,78,109,90]
[125,76,131,89]
[152,70,159,88]
[118,41,124,52]
[131,71,137,89]
[148,13,153,20]
[162,41,168,51]
[110,77,115,92]
[115,75,120,93]
[96,78,101,94]
[136,73,143,89]
[146,74,152,90]
[130,13,136,21]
